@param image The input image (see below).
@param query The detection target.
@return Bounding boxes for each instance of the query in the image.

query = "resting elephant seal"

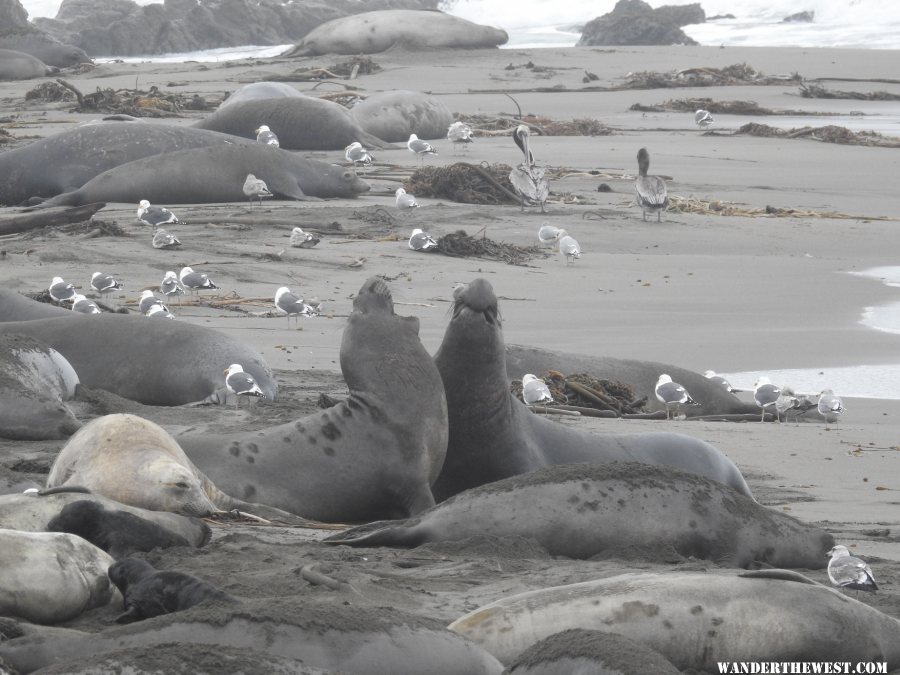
[194,97,389,150]
[0,48,56,81]
[37,143,370,207]
[0,333,81,440]
[180,277,449,522]
[0,529,119,624]
[0,288,70,321]
[350,90,453,142]
[0,311,276,405]
[219,81,305,109]
[0,35,91,68]
[327,462,832,568]
[283,10,509,56]
[0,119,258,205]
[0,599,504,674]
[449,570,900,668]
[431,279,752,501]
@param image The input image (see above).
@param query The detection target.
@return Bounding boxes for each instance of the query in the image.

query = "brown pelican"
[635,148,668,222]
[509,124,549,213]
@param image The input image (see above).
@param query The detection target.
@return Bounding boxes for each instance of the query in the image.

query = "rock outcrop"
[578,0,704,47]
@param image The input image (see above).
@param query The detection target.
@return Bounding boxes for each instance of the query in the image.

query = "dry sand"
[0,44,899,671]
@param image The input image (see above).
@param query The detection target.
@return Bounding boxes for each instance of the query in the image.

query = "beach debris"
[290,227,320,248]
[665,195,898,221]
[54,80,191,116]
[454,113,612,137]
[405,162,521,206]
[735,123,900,148]
[270,57,380,82]
[622,63,800,89]
[799,83,900,101]
[25,81,76,103]
[434,229,542,266]
[511,371,647,416]
[630,98,789,116]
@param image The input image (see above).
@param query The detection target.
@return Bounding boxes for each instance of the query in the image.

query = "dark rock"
[33,0,440,57]
[708,13,736,20]
[577,0,704,47]
[0,0,92,67]
[782,10,814,23]
[0,0,29,31]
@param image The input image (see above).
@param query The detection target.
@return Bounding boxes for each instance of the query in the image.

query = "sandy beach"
[1,43,899,671]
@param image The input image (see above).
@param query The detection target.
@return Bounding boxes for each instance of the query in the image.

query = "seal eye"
[343,171,353,181]
[174,481,190,490]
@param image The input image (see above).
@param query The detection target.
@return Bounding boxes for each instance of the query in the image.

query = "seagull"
[753,376,782,422]
[48,276,76,304]
[160,271,185,303]
[447,121,474,154]
[71,293,100,314]
[556,229,581,264]
[774,389,801,424]
[695,109,714,130]
[396,187,419,209]
[407,133,437,164]
[137,200,179,227]
[179,266,218,294]
[827,545,877,596]
[146,303,175,319]
[290,227,320,248]
[242,173,273,207]
[635,148,668,222]
[522,373,553,405]
[345,141,374,169]
[151,227,181,249]
[225,363,266,407]
[138,289,167,315]
[509,124,549,213]
[408,228,438,251]
[255,124,279,147]
[537,223,561,248]
[90,271,123,297]
[274,286,316,324]
[818,389,845,425]
[655,374,698,420]
[703,370,737,394]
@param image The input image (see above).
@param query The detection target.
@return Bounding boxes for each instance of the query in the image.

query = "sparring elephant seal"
[0,311,276,405]
[0,48,56,81]
[350,90,453,143]
[180,277,449,523]
[431,279,752,501]
[0,529,120,624]
[0,333,81,440]
[0,119,259,206]
[36,144,370,207]
[449,570,900,668]
[326,462,833,568]
[194,97,389,151]
[283,10,509,56]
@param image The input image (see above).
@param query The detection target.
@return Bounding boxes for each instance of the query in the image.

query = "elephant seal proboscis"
[449,570,900,668]
[0,529,119,624]
[0,599,504,674]
[282,10,508,56]
[0,333,81,440]
[180,277,449,523]
[219,81,305,109]
[431,279,752,501]
[350,90,453,142]
[326,462,832,568]
[108,558,236,623]
[36,144,370,207]
[0,311,276,405]
[0,48,56,81]
[505,629,680,675]
[194,96,389,151]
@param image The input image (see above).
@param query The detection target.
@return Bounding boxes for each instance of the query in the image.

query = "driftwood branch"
[0,203,105,236]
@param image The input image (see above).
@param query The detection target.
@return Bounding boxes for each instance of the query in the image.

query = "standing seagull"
[152,228,181,249]
[242,173,273,207]
[48,276,76,304]
[556,229,581,264]
[447,121,474,154]
[90,271,123,297]
[137,200,179,227]
[817,388,845,425]
[71,294,100,314]
[225,363,266,407]
[509,124,549,213]
[274,286,317,325]
[160,271,185,303]
[290,227,320,248]
[407,133,437,164]
[345,142,374,169]
[827,545,877,596]
[695,109,715,130]
[255,125,279,147]
[395,187,419,209]
[537,223,561,248]
[522,373,553,405]
[179,267,218,295]
[753,376,782,422]
[655,374,698,420]
[635,148,668,222]
[408,228,438,251]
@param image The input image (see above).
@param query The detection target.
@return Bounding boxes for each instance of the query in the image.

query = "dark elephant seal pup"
[0,529,119,624]
[431,279,752,501]
[350,90,453,142]
[450,570,900,668]
[108,558,236,623]
[0,47,56,80]
[0,333,81,440]
[327,462,832,568]
[181,277,449,523]
[283,9,508,56]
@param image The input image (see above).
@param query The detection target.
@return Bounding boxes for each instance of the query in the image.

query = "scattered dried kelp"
[511,371,646,415]
[667,195,897,221]
[631,98,782,115]
[25,81,76,103]
[736,122,900,148]
[405,163,521,205]
[269,57,381,82]
[54,79,199,116]
[435,230,542,266]
[799,83,900,101]
[623,63,800,89]
[456,113,613,137]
